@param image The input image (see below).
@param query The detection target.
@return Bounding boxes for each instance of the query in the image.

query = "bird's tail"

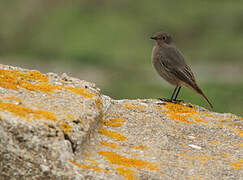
[186,82,213,109]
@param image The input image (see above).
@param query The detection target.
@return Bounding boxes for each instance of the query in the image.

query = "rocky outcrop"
[0,64,242,180]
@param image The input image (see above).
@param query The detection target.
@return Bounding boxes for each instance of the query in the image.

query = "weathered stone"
[0,64,242,180]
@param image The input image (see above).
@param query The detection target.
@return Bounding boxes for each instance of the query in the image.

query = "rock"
[0,64,242,180]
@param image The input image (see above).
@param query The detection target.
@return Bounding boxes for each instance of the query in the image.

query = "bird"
[151,32,213,109]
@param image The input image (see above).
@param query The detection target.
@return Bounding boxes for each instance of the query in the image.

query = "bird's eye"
[162,36,166,40]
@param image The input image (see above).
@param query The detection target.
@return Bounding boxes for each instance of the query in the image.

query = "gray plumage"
[151,32,213,108]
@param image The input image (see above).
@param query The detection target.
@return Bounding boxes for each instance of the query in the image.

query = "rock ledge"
[0,64,242,179]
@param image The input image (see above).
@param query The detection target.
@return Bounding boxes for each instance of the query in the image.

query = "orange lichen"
[101,118,126,127]
[19,71,48,82]
[95,98,103,116]
[176,153,219,163]
[21,81,61,93]
[138,105,146,109]
[164,102,196,114]
[168,112,193,123]
[83,152,93,156]
[98,151,158,170]
[229,160,243,170]
[193,115,208,123]
[155,106,162,110]
[159,102,212,124]
[0,69,47,83]
[100,141,120,149]
[66,114,75,120]
[98,128,127,141]
[0,99,56,120]
[69,159,108,173]
[63,86,96,98]
[210,140,219,144]
[0,69,60,93]
[0,69,97,98]
[225,126,243,137]
[116,167,138,180]
[132,145,147,150]
[84,158,99,166]
[4,96,22,103]
[124,104,137,109]
[236,129,243,137]
[59,122,72,133]
[220,153,229,158]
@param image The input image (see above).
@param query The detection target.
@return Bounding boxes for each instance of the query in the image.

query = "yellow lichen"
[0,69,47,84]
[168,112,193,123]
[220,153,229,158]
[0,99,56,120]
[100,141,120,149]
[124,104,137,109]
[95,98,103,117]
[155,106,162,110]
[98,128,127,141]
[131,145,147,150]
[98,151,158,170]
[229,160,243,170]
[83,152,93,156]
[236,129,243,137]
[0,69,60,93]
[19,71,48,82]
[0,69,97,98]
[164,102,196,114]
[66,114,75,120]
[4,96,22,103]
[69,159,108,173]
[193,115,208,123]
[159,102,212,124]
[210,140,219,144]
[84,158,99,166]
[116,167,139,180]
[176,153,219,163]
[101,118,126,127]
[21,81,61,93]
[63,86,96,98]
[59,122,72,133]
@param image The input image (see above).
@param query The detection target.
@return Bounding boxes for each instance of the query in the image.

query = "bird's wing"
[158,46,196,87]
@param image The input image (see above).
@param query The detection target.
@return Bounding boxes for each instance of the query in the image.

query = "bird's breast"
[151,45,159,64]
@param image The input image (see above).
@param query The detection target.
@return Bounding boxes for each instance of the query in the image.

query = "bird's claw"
[158,98,184,103]
[158,98,172,102]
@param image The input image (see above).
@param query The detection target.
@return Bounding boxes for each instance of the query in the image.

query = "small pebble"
[188,144,202,150]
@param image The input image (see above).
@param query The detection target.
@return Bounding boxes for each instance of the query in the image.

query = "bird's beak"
[150,36,157,40]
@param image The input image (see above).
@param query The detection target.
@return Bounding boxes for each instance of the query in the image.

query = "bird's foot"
[158,98,184,104]
[158,98,173,102]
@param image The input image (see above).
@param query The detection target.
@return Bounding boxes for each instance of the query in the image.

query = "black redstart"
[151,32,213,109]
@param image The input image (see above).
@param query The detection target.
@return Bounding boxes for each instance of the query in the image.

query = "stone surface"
[0,64,242,180]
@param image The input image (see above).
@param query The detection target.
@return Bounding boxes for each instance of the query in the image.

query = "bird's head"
[151,32,173,45]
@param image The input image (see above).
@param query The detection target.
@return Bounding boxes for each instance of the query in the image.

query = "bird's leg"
[158,86,184,103]
[170,86,178,101]
[173,86,184,102]
[159,86,178,102]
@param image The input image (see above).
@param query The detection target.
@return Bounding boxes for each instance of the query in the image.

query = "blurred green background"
[0,0,242,116]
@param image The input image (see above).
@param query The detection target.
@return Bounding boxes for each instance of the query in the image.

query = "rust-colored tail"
[191,83,213,109]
